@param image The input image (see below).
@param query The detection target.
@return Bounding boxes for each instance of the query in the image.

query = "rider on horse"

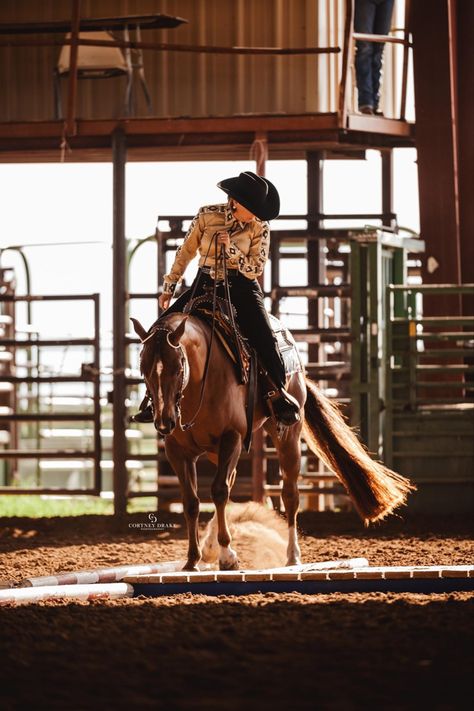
[132,170,301,427]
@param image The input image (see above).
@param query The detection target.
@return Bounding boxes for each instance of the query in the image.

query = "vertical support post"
[399,0,411,121]
[381,150,394,231]
[410,0,461,315]
[384,287,394,466]
[350,241,362,431]
[392,247,407,317]
[381,148,396,459]
[251,133,269,503]
[338,0,354,127]
[112,128,128,520]
[456,0,474,316]
[65,0,81,138]
[307,151,325,366]
[270,237,280,317]
[368,240,383,457]
[93,293,102,494]
[408,319,417,412]
[457,0,474,392]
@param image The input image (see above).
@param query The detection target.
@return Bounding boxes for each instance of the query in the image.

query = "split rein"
[141,233,229,432]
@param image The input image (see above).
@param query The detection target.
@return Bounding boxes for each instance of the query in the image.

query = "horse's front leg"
[212,431,242,570]
[165,436,201,571]
[201,455,237,564]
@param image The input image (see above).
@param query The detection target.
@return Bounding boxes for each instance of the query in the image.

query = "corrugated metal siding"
[0,0,403,122]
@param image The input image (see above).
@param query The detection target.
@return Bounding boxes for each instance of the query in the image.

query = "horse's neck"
[181,318,210,384]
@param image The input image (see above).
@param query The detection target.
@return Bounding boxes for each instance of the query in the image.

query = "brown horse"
[131,312,414,571]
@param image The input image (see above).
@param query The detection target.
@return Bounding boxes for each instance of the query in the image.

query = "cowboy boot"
[130,394,154,424]
[265,386,301,426]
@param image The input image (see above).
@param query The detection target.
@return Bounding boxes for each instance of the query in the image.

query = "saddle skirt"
[186,296,303,381]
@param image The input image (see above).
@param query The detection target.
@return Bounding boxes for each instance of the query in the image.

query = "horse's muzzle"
[155,418,176,436]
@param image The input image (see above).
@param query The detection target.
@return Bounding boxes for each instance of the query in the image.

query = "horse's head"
[131,316,188,436]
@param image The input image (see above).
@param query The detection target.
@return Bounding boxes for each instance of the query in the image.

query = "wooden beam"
[0,14,187,34]
[0,36,340,56]
[347,115,414,136]
[0,113,340,138]
[0,111,415,162]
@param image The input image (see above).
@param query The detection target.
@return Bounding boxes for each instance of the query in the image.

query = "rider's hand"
[216,231,231,250]
[159,292,172,310]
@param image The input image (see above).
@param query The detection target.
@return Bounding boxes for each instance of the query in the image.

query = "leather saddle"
[185,294,303,383]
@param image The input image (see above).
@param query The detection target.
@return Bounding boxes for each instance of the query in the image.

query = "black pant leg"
[229,274,286,387]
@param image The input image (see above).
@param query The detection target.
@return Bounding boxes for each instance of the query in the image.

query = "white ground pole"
[0,583,134,606]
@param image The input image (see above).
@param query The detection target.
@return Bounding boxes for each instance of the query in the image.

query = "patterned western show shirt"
[163,203,270,293]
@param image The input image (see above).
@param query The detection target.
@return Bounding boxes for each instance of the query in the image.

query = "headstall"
[141,325,189,427]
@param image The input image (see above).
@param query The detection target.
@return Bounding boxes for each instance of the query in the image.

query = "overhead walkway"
[0,0,414,162]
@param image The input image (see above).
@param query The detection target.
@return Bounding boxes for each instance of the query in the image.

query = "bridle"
[143,224,247,434]
[141,325,189,429]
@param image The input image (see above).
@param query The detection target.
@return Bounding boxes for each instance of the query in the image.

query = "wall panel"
[0,0,403,122]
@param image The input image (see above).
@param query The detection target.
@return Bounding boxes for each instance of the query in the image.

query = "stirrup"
[265,389,301,426]
[130,403,154,424]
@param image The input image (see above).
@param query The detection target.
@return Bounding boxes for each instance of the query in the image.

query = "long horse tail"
[302,376,415,524]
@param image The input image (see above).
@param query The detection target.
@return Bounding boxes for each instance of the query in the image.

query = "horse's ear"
[168,316,188,347]
[130,317,148,342]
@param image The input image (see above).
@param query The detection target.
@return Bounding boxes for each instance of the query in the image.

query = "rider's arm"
[225,221,270,280]
[163,211,204,294]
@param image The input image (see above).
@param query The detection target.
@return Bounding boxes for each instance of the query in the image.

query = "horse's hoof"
[182,563,200,572]
[219,558,240,571]
[286,557,302,567]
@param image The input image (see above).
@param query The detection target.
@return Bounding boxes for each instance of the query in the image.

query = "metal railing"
[385,284,474,410]
[384,283,474,489]
[0,293,102,495]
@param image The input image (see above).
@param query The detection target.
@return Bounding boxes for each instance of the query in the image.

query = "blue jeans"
[354,0,394,110]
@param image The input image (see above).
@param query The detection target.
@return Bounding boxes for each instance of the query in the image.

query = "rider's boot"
[265,385,301,426]
[130,394,154,424]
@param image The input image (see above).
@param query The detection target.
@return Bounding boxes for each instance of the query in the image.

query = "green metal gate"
[349,230,425,458]
[384,284,474,512]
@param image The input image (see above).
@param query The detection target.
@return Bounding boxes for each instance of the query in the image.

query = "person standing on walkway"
[355,0,395,114]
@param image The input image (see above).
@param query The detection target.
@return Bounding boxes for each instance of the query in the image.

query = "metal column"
[410,0,462,315]
[112,128,128,519]
[381,150,395,231]
[251,133,268,503]
[307,151,325,365]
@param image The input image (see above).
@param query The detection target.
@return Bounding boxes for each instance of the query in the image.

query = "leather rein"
[150,232,225,432]
[146,229,252,439]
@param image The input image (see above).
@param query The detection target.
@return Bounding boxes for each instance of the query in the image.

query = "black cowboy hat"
[217,171,280,221]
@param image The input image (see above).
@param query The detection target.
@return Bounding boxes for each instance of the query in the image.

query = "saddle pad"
[189,300,303,379]
[269,314,304,377]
